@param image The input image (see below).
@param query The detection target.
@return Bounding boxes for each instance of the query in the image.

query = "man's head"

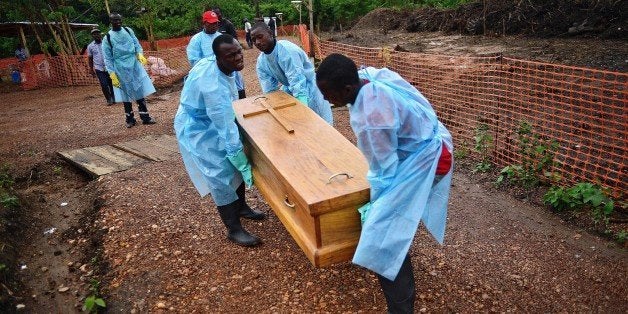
[212,34,244,75]
[316,53,361,106]
[250,22,274,53]
[202,11,220,34]
[91,28,102,42]
[109,13,122,31]
[211,7,222,20]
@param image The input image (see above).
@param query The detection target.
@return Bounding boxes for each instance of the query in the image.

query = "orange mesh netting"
[313,38,626,198]
[0,44,191,90]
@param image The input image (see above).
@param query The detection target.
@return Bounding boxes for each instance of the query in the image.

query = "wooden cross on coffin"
[243,96,296,134]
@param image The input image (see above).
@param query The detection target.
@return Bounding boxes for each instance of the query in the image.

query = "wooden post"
[18,26,30,57]
[307,0,315,59]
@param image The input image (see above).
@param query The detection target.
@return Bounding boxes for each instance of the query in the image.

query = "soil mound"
[352,0,627,39]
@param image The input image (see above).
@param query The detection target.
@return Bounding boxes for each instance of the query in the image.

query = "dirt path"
[1,37,626,312]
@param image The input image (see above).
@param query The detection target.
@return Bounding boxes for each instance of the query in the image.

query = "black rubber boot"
[217,200,261,247]
[123,102,136,128]
[236,183,266,220]
[377,254,415,314]
[137,98,156,124]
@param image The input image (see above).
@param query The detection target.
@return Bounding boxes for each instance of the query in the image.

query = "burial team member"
[186,10,222,67]
[175,35,265,247]
[316,53,454,313]
[250,22,333,125]
[102,13,156,128]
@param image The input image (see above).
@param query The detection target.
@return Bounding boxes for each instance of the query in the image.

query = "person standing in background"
[15,43,28,62]
[102,13,157,128]
[87,28,115,106]
[267,16,276,39]
[244,18,253,49]
[186,10,222,67]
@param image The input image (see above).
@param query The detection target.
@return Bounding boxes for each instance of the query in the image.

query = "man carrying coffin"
[175,35,266,247]
[316,53,454,313]
[250,22,333,125]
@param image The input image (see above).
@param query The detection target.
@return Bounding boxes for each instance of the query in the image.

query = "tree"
[6,0,87,55]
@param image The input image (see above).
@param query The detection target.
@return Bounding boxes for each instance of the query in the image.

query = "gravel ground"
[2,37,626,312]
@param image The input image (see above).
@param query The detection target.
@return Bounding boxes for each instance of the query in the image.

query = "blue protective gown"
[350,67,454,281]
[102,27,155,102]
[186,31,245,91]
[186,31,221,66]
[174,58,243,206]
[256,40,333,125]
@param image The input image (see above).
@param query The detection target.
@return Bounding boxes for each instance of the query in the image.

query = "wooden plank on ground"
[113,138,179,162]
[84,145,148,168]
[140,134,180,153]
[57,148,127,177]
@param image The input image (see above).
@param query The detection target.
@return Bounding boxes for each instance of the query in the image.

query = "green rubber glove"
[228,149,253,187]
[296,95,309,106]
[358,202,372,224]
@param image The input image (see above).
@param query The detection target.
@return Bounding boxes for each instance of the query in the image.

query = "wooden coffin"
[233,91,370,267]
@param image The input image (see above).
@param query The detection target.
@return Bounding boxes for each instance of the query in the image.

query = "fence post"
[494,53,504,166]
[381,46,392,68]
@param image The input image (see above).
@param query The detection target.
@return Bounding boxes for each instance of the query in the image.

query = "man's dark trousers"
[95,69,114,105]
[377,254,416,313]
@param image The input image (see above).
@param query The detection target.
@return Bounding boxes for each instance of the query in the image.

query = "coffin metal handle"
[283,195,295,208]
[327,172,354,184]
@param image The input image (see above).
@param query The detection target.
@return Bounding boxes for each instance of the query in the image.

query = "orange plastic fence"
[0,45,191,90]
[316,39,626,198]
[140,36,192,50]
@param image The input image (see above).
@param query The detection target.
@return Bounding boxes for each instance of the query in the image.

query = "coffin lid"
[233,91,370,216]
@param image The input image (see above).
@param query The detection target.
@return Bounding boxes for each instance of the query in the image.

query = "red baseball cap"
[202,11,219,23]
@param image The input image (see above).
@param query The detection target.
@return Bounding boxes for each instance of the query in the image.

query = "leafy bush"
[0,194,19,209]
[496,121,558,190]
[543,183,615,226]
[472,123,493,173]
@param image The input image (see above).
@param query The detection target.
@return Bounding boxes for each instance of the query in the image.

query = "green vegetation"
[462,120,623,244]
[83,279,106,313]
[0,0,473,57]
[0,164,14,189]
[495,121,558,190]
[615,230,627,244]
[453,145,468,160]
[543,183,614,226]
[472,123,493,173]
[0,164,18,210]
